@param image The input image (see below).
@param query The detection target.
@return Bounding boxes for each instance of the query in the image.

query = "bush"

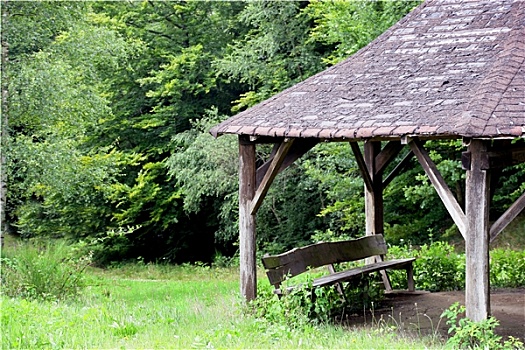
[388,241,465,291]
[490,248,525,288]
[414,241,465,292]
[250,274,384,326]
[390,241,525,292]
[1,240,91,301]
[442,302,524,349]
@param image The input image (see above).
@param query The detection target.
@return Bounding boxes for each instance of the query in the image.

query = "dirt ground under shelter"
[345,288,524,341]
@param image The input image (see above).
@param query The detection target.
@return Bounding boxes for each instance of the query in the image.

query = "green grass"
[1,262,443,349]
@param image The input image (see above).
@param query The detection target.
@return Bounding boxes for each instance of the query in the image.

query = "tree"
[1,0,9,238]
[6,2,133,245]
[216,0,325,111]
[305,0,421,65]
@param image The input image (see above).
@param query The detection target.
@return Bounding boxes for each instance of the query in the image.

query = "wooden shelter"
[210,0,525,321]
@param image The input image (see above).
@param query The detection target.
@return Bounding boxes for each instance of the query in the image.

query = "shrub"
[250,274,384,326]
[442,302,524,349]
[490,248,525,288]
[389,241,465,291]
[1,240,91,301]
[415,241,465,292]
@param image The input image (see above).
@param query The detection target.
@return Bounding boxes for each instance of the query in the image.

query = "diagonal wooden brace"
[251,139,294,215]
[409,138,467,239]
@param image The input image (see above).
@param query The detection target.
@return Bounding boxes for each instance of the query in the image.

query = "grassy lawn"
[1,263,443,349]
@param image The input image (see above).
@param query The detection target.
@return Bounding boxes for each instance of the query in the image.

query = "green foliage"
[0,240,91,301]
[414,241,465,292]
[167,111,238,245]
[305,0,421,64]
[490,248,525,288]
[5,1,87,57]
[217,1,324,110]
[252,274,384,326]
[303,143,365,236]
[389,241,525,292]
[442,303,524,349]
[6,0,525,267]
[1,262,437,349]
[387,241,465,291]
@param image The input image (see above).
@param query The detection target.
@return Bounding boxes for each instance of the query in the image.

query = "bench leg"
[327,264,348,302]
[406,264,415,292]
[379,270,392,292]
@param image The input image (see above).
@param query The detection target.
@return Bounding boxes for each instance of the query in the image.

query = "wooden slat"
[350,142,373,192]
[312,259,415,288]
[375,141,404,175]
[251,139,294,215]
[409,138,467,238]
[275,258,416,293]
[239,137,257,301]
[490,189,525,242]
[262,235,388,286]
[383,150,414,188]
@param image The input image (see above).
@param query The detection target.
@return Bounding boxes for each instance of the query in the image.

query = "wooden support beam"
[409,138,467,238]
[256,139,317,187]
[490,189,525,242]
[465,139,491,321]
[383,150,414,188]
[461,146,525,170]
[375,141,404,175]
[251,139,294,215]
[350,142,373,193]
[239,136,257,301]
[364,141,384,236]
[363,141,391,291]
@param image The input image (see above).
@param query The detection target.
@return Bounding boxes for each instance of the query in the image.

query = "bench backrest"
[262,234,388,287]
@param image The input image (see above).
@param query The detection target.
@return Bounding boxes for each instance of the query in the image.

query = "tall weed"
[1,240,91,301]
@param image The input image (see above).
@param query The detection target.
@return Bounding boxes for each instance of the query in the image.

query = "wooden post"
[363,141,392,290]
[239,136,257,301]
[364,141,383,236]
[465,139,491,321]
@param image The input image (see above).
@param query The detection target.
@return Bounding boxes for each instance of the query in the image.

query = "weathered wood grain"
[465,139,491,321]
[262,235,388,286]
[239,137,257,301]
[375,141,404,175]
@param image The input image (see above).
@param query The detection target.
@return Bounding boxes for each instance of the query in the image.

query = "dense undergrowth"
[1,238,524,349]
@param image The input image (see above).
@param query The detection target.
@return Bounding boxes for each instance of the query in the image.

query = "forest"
[3,0,524,265]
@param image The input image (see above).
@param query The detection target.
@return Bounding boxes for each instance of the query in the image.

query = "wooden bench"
[262,234,415,295]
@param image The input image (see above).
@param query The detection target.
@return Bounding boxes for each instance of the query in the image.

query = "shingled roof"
[211,0,525,141]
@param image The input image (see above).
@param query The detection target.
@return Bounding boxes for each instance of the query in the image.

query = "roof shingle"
[211,0,525,141]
